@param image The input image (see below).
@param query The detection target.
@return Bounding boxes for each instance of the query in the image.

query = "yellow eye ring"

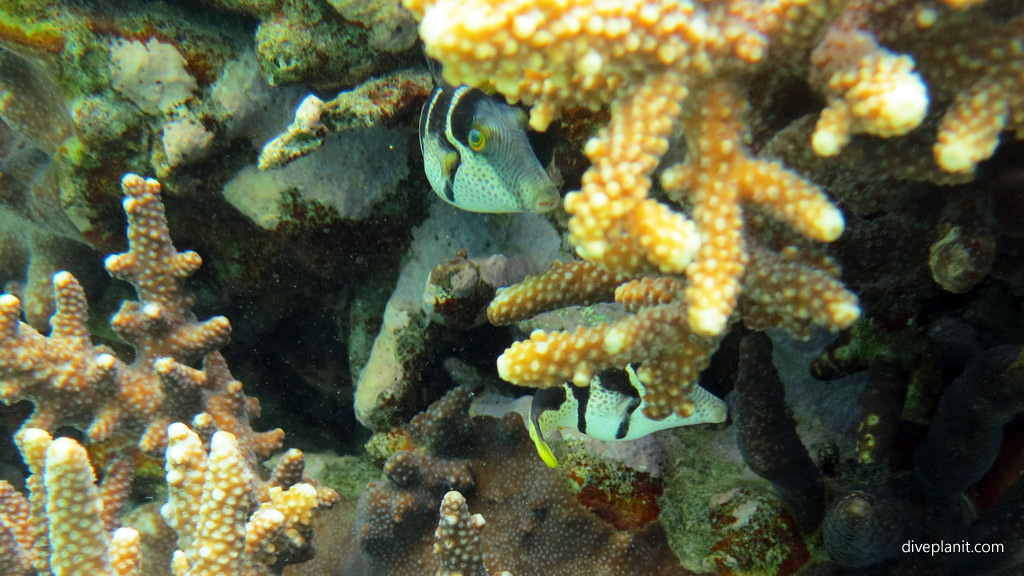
[468,127,486,151]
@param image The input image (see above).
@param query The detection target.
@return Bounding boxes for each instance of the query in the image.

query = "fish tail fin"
[689,385,729,424]
[469,393,531,420]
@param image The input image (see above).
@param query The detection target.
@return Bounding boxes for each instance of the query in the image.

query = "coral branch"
[2,429,141,576]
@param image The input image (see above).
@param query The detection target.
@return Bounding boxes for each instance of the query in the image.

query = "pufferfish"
[419,85,560,213]
[470,364,728,467]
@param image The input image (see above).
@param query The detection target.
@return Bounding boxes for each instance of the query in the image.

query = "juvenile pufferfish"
[419,85,560,213]
[471,364,728,467]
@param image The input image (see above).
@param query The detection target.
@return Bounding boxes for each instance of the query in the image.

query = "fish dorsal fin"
[424,49,444,86]
[545,428,569,466]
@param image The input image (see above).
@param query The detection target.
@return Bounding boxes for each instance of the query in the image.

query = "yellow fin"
[527,414,560,467]
[442,151,459,174]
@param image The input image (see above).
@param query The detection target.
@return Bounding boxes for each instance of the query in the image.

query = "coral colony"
[1,0,1023,575]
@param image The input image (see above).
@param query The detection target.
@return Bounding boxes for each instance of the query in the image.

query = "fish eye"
[468,127,486,151]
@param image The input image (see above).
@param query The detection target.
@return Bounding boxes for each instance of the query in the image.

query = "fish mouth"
[528,185,561,213]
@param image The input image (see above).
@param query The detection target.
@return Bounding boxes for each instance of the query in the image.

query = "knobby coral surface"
[163,423,328,576]
[400,0,870,417]
[0,174,281,460]
[405,0,1022,419]
[0,428,141,576]
[1,173,338,576]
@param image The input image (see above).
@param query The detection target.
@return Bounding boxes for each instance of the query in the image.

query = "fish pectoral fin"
[442,150,460,174]
[530,428,568,469]
[533,435,560,468]
[545,428,569,465]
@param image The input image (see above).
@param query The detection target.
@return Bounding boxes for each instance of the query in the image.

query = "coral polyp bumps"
[405,0,1022,419]
[1,174,337,576]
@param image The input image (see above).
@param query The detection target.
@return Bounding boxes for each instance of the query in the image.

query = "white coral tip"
[689,307,728,337]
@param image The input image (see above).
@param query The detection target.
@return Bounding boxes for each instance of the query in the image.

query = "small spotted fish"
[419,85,560,213]
[471,364,727,467]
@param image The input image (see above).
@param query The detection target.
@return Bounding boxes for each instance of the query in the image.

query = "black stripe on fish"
[571,385,591,435]
[422,86,461,161]
[531,387,567,437]
[421,86,452,141]
[447,86,488,149]
[615,396,643,440]
[594,368,639,398]
[422,86,462,203]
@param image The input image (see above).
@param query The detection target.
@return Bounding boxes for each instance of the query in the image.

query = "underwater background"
[1,0,1023,574]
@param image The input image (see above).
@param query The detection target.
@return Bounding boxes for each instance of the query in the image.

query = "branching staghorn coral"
[434,490,512,576]
[0,174,282,461]
[486,84,858,418]
[489,240,856,419]
[808,2,930,158]
[405,0,853,326]
[0,423,331,576]
[402,0,863,416]
[406,3,1024,416]
[163,423,325,576]
[810,0,1024,175]
[0,429,141,576]
[662,83,855,336]
[1,173,338,575]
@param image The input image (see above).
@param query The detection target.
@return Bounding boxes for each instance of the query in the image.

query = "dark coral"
[854,360,907,466]
[732,332,825,532]
[822,490,906,567]
[950,478,1024,575]
[815,342,1024,574]
[915,345,1024,495]
[835,350,1023,573]
[734,331,1024,574]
